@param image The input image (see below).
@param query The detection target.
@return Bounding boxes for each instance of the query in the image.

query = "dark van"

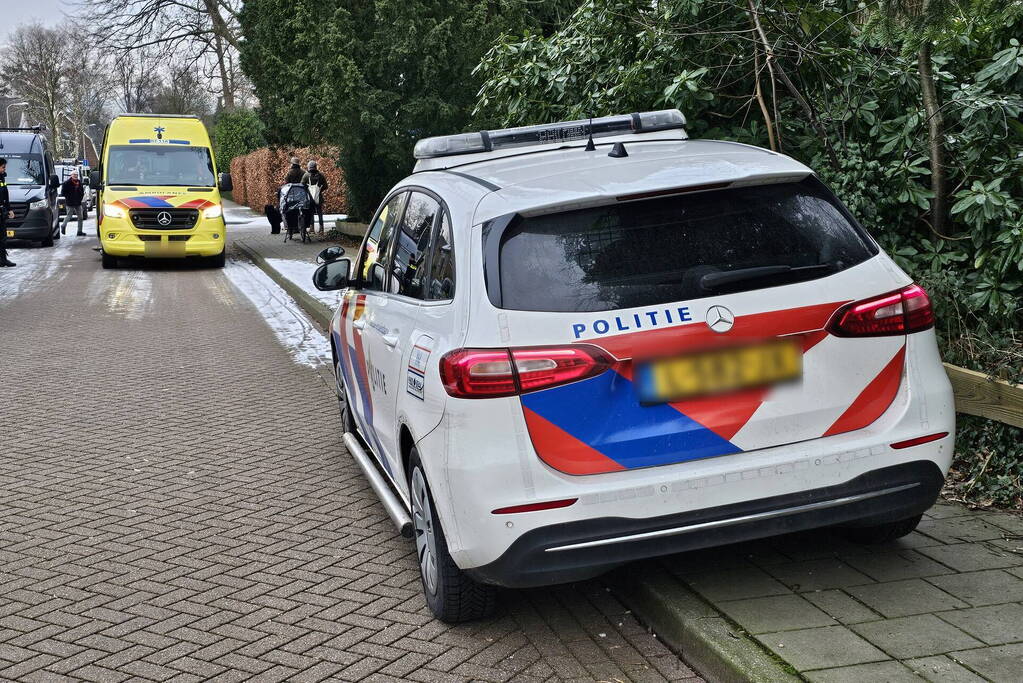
[0,126,60,247]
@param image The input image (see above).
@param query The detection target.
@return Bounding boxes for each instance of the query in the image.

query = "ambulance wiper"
[700,263,837,291]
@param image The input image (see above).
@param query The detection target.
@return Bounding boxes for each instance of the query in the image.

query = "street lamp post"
[5,101,29,128]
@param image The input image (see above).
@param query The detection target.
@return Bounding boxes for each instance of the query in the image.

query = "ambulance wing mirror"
[313,258,351,291]
[89,170,102,188]
[218,172,233,192]
[316,245,345,264]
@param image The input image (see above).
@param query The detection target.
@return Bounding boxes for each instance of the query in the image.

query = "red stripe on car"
[521,406,626,475]
[823,346,906,437]
[590,301,848,360]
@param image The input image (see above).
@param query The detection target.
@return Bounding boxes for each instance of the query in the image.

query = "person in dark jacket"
[285,157,304,184]
[60,171,86,236]
[301,160,329,233]
[0,158,15,267]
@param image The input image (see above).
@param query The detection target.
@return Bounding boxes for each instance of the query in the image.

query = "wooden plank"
[944,363,1023,429]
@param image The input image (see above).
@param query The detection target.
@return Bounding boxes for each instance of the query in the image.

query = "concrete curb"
[611,565,799,683]
[234,239,334,328]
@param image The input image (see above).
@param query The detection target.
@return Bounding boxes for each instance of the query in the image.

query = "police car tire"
[101,252,117,269]
[335,364,356,434]
[841,514,922,544]
[409,450,496,623]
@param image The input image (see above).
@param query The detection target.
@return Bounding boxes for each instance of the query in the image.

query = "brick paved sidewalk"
[646,500,1023,681]
[0,233,702,682]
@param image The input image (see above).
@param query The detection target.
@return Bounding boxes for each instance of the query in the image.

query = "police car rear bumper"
[464,460,943,588]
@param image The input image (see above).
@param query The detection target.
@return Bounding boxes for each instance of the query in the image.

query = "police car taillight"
[440,346,613,398]
[827,284,934,337]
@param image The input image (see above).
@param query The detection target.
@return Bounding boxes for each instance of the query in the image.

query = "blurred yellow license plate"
[5,230,13,238]
[144,241,186,257]
[637,339,802,403]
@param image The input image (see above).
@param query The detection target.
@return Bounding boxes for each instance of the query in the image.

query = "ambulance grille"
[129,208,198,230]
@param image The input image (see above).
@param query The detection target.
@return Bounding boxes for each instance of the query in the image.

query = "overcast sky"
[4,0,73,39]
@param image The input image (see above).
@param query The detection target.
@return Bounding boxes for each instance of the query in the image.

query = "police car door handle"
[382,334,399,348]
[352,319,366,330]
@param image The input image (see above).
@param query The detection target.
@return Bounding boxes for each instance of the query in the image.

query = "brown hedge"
[229,146,348,216]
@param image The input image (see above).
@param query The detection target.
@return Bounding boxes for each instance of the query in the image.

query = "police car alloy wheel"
[407,451,496,623]
[411,466,439,595]
[335,360,356,434]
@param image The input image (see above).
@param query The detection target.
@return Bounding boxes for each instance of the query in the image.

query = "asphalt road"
[0,226,701,682]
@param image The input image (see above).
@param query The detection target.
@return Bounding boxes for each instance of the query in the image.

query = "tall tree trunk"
[747,0,838,168]
[213,34,235,109]
[200,0,240,50]
[752,44,777,152]
[917,41,948,235]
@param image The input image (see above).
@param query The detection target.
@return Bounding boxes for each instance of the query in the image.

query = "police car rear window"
[493,178,876,312]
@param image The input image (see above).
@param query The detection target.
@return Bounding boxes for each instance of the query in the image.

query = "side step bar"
[343,432,414,538]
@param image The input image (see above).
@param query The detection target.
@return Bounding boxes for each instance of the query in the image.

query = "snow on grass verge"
[265,257,343,307]
[223,257,332,369]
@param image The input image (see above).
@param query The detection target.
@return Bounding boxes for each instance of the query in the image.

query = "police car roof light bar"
[118,113,200,119]
[413,109,687,160]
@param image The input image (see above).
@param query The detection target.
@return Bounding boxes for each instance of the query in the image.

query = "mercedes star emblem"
[156,211,173,226]
[705,305,735,333]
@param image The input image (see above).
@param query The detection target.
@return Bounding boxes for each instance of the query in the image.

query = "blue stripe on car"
[520,370,741,469]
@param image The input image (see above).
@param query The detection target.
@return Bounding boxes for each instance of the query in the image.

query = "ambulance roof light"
[413,109,687,160]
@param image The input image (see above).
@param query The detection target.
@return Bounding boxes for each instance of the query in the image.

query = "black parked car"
[1,127,60,247]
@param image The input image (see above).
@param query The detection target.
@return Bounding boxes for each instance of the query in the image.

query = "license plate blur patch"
[144,240,186,257]
[5,230,13,238]
[636,338,802,403]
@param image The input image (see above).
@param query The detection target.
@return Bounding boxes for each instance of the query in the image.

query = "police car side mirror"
[313,258,351,291]
[218,172,233,192]
[316,245,345,264]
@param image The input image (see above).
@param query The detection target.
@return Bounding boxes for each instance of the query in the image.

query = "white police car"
[312,110,955,623]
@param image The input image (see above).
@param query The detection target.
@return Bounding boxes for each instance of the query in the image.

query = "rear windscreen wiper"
[700,263,837,291]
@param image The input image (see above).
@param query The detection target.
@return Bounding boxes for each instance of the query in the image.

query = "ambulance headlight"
[104,204,126,218]
[203,204,223,219]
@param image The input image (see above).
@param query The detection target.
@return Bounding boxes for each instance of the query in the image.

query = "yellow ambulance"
[92,114,231,268]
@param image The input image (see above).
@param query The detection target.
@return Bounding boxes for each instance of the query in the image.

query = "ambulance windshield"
[106,145,216,187]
